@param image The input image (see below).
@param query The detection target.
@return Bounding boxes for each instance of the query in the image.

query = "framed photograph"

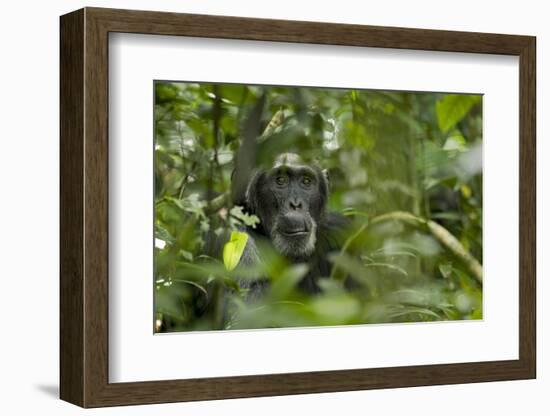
[60,7,536,407]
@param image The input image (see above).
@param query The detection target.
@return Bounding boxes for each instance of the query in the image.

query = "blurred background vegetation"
[154,81,483,333]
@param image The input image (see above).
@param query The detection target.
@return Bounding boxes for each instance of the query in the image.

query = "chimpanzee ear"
[244,170,264,215]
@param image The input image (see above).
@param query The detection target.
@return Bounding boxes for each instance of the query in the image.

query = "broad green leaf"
[269,263,309,298]
[223,231,249,271]
[155,83,178,104]
[309,295,361,324]
[436,94,481,133]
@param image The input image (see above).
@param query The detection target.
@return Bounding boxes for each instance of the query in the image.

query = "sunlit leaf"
[436,94,481,133]
[223,231,249,271]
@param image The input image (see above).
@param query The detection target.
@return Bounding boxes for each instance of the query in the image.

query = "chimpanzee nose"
[289,198,303,211]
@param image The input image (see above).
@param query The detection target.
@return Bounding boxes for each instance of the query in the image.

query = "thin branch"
[178,160,198,200]
[205,192,230,215]
[329,222,368,281]
[330,210,482,285]
[370,211,483,284]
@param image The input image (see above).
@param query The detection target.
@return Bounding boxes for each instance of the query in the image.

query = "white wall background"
[0,1,545,414]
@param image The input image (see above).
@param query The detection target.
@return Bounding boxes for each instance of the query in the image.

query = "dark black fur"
[238,153,349,297]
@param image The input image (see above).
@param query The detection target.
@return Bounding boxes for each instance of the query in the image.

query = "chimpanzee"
[236,152,349,299]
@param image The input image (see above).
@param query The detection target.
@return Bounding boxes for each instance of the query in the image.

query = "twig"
[178,160,198,200]
[204,192,230,214]
[329,223,368,280]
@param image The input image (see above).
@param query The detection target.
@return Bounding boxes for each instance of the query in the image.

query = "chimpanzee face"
[246,153,328,259]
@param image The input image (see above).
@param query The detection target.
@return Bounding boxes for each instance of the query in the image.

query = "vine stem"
[329,223,368,281]
[369,211,483,284]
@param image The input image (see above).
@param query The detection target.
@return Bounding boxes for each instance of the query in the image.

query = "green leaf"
[223,231,249,271]
[269,263,309,298]
[363,262,408,277]
[155,223,174,244]
[436,94,481,133]
[442,130,467,152]
[388,306,442,320]
[230,205,260,228]
[309,294,361,325]
[439,263,453,278]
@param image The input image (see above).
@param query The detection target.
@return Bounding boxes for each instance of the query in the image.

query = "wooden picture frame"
[60,7,536,408]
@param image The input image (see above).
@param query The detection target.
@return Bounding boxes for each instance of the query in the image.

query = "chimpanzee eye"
[275,175,288,186]
[302,176,312,187]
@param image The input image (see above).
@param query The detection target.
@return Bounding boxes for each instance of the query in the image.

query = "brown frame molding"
[60,7,536,408]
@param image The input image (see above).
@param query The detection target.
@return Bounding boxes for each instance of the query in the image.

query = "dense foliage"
[154,81,483,332]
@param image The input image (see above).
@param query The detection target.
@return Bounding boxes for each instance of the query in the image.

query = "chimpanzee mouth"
[278,222,311,237]
[272,218,317,257]
[280,229,309,237]
[277,214,312,237]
